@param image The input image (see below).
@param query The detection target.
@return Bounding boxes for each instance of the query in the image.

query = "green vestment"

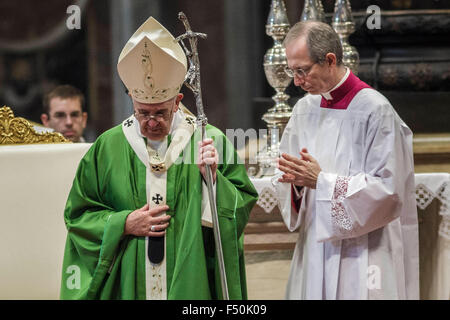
[60,122,258,300]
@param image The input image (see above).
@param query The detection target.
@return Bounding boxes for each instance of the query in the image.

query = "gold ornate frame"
[0,106,70,145]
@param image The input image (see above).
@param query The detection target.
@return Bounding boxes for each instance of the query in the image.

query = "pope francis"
[60,16,257,300]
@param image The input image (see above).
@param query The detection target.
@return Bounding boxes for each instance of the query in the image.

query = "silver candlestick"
[256,0,292,176]
[301,0,326,22]
[332,0,359,74]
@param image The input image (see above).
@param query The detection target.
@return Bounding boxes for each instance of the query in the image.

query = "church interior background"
[0,0,449,300]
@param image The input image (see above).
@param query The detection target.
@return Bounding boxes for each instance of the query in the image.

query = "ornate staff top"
[175,12,208,128]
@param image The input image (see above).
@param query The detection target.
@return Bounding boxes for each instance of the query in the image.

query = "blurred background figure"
[40,84,88,142]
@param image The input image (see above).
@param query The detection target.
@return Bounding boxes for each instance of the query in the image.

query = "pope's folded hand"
[124,203,171,237]
[197,138,218,183]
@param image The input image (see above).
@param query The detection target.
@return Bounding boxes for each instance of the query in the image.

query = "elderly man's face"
[285,37,333,95]
[133,93,183,141]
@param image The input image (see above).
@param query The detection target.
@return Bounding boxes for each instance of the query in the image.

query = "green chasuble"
[60,120,258,299]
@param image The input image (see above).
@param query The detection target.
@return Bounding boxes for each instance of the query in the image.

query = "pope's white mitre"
[117,16,187,104]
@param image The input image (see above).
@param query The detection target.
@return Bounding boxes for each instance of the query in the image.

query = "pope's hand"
[124,203,171,237]
[197,138,218,183]
[276,148,322,189]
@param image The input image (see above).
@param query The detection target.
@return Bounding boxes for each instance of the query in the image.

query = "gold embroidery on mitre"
[142,42,154,94]
[132,41,175,102]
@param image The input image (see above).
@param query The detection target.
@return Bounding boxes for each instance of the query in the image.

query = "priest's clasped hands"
[123,139,219,237]
[276,148,322,189]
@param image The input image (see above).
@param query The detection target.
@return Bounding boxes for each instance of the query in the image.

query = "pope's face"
[285,37,333,95]
[133,94,183,141]
[41,97,87,142]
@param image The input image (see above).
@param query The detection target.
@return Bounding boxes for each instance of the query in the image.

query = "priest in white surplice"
[274,21,419,299]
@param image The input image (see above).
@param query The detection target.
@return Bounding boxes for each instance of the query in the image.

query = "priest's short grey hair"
[283,21,343,66]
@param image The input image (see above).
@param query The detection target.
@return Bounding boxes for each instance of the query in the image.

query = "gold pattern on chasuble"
[150,263,163,299]
[0,106,70,145]
[149,149,165,172]
[151,163,166,172]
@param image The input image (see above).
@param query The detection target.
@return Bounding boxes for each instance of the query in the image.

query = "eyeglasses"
[51,111,83,121]
[284,63,317,79]
[134,109,173,122]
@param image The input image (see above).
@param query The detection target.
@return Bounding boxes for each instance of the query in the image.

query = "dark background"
[0,0,449,142]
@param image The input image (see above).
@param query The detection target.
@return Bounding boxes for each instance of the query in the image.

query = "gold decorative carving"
[0,106,70,145]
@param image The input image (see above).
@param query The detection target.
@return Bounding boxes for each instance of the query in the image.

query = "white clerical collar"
[321,67,350,100]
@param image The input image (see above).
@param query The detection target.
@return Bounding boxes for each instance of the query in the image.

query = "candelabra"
[256,0,292,176]
[332,0,359,74]
[300,0,326,22]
